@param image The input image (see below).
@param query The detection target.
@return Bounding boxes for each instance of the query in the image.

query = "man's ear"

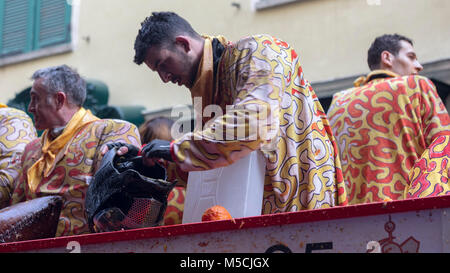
[175,36,191,53]
[380,50,393,68]
[55,91,67,110]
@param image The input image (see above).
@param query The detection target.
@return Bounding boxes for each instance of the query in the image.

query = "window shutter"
[34,0,71,49]
[0,0,35,57]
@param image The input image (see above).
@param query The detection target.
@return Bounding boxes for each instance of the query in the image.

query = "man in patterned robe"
[327,34,450,204]
[132,12,348,214]
[0,106,37,209]
[10,65,141,236]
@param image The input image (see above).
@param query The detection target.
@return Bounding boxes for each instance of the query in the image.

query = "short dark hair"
[31,65,86,106]
[367,34,414,70]
[134,11,199,65]
[139,116,175,143]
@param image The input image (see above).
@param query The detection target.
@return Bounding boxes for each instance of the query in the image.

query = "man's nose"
[415,61,423,73]
[28,103,34,113]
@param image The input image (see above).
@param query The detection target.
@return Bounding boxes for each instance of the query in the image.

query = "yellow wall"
[1,0,449,112]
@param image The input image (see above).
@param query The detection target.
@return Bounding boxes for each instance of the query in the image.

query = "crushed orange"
[202,205,232,222]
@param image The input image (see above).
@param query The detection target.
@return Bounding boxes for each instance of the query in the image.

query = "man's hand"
[141,139,173,162]
[101,142,140,157]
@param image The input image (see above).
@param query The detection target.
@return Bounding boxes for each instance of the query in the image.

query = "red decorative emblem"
[367,215,420,253]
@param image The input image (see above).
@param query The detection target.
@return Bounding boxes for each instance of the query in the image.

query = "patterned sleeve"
[416,76,450,143]
[171,39,281,172]
[10,139,41,205]
[92,119,142,172]
[0,108,37,208]
[406,135,450,198]
[405,77,450,198]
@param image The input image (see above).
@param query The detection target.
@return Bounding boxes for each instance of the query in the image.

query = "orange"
[201,205,232,222]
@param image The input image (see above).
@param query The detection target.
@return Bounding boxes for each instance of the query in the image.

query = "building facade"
[1,0,449,116]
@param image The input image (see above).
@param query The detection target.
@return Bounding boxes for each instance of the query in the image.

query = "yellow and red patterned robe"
[406,135,450,198]
[10,116,141,236]
[0,107,37,208]
[160,162,187,225]
[327,70,450,204]
[171,34,348,214]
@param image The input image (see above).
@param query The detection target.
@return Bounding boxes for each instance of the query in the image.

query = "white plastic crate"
[182,151,266,224]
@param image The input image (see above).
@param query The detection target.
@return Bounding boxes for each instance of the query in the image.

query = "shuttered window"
[0,0,71,58]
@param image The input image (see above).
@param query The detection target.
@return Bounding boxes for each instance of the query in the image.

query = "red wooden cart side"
[1,195,449,253]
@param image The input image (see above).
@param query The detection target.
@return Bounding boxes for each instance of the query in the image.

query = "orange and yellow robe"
[0,106,37,208]
[10,108,141,236]
[171,34,348,214]
[327,70,450,204]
